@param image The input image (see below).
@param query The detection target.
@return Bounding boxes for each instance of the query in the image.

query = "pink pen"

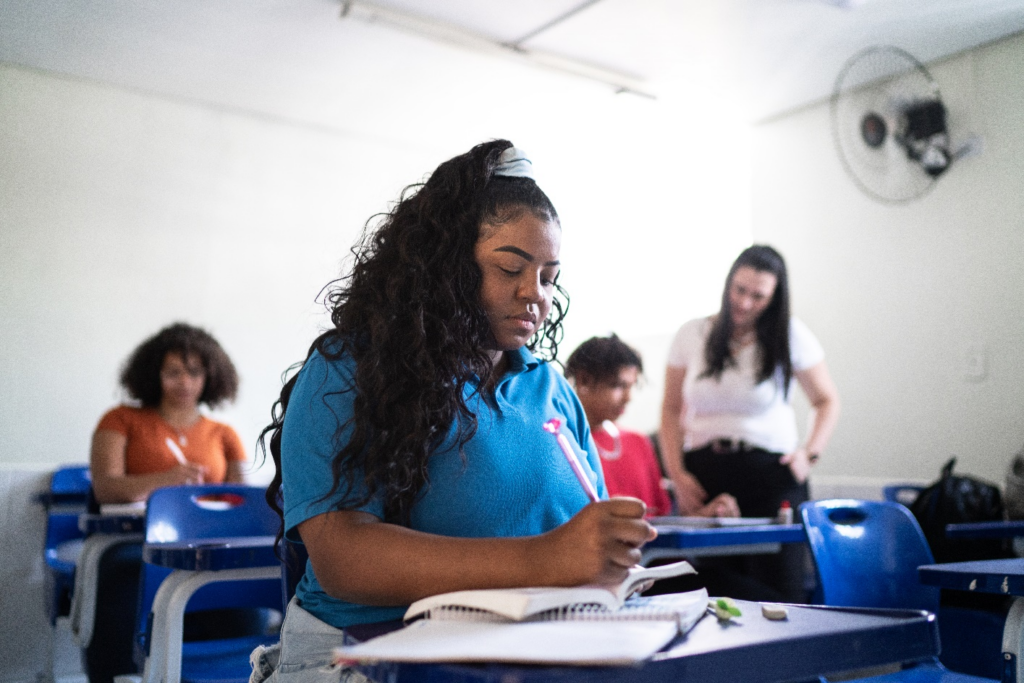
[543,418,599,502]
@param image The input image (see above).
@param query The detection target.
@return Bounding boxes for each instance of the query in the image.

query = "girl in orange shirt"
[90,321,246,504]
[86,322,249,683]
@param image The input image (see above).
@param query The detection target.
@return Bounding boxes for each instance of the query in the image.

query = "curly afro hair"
[120,322,239,408]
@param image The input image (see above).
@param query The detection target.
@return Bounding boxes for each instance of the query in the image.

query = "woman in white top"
[659,245,840,601]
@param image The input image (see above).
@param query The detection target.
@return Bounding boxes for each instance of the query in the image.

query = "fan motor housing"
[903,99,947,141]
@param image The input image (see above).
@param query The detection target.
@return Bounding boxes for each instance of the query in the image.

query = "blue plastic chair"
[131,485,283,683]
[40,465,92,624]
[883,484,925,508]
[41,464,93,507]
[800,499,999,682]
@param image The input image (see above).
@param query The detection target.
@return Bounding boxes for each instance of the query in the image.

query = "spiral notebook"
[334,562,707,665]
[403,559,697,622]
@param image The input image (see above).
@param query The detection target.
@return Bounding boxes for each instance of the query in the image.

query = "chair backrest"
[135,485,282,662]
[40,465,92,623]
[882,483,925,508]
[40,464,92,508]
[800,499,940,612]
[144,485,279,543]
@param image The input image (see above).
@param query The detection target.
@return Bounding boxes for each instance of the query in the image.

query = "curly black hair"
[260,140,569,527]
[119,322,239,408]
[564,334,643,385]
[702,244,792,394]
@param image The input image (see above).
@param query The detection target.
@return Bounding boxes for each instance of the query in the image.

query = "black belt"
[708,438,755,454]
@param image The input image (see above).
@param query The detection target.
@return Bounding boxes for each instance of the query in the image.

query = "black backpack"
[909,457,1011,563]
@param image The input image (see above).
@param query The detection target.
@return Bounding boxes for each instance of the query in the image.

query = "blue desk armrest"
[79,513,146,535]
[946,520,1024,539]
[647,523,806,550]
[142,535,279,571]
[919,558,1024,594]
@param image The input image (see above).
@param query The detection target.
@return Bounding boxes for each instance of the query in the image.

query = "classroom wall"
[0,61,752,481]
[6,20,1018,680]
[0,48,756,676]
[751,32,1024,487]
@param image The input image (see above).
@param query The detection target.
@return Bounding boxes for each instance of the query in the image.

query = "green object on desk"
[712,597,742,620]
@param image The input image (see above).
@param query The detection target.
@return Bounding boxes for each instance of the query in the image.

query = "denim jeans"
[250,598,371,683]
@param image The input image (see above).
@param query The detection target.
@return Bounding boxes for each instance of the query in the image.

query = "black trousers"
[84,541,142,683]
[647,445,813,604]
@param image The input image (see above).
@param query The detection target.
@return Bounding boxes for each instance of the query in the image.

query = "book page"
[614,560,696,603]
[335,619,682,665]
[405,586,617,622]
[340,589,708,666]
[405,560,696,622]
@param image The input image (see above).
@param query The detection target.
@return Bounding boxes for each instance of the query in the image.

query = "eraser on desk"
[761,603,788,620]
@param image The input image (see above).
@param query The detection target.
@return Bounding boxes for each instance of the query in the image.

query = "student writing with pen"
[254,141,655,683]
[90,322,246,504]
[86,323,247,683]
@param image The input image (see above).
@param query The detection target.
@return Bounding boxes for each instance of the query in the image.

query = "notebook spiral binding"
[424,602,684,624]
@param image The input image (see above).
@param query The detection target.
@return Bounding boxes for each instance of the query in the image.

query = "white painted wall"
[1,52,756,673]
[6,18,1020,681]
[751,33,1024,486]
[0,42,751,485]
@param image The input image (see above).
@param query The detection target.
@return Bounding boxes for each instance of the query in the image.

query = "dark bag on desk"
[909,457,1010,563]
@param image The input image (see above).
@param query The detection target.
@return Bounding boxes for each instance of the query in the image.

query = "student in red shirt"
[565,334,738,518]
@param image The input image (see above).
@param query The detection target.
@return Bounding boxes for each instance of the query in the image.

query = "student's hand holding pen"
[533,497,657,589]
[159,461,208,486]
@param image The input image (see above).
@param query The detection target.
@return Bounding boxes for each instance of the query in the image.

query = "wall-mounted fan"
[831,46,977,204]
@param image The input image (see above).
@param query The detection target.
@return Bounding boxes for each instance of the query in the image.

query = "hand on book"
[534,497,656,588]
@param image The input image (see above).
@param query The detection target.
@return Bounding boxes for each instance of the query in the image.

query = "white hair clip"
[493,147,534,179]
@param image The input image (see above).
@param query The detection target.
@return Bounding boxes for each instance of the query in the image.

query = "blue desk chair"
[128,485,283,683]
[801,499,999,682]
[40,465,92,625]
[41,464,93,507]
[883,484,925,508]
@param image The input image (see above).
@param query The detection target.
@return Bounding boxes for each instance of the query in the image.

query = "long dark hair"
[701,245,792,394]
[120,322,238,408]
[260,140,567,527]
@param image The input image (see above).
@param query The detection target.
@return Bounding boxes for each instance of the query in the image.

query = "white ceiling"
[1,0,1022,132]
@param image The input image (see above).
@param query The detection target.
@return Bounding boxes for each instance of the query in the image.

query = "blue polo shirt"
[281,345,606,628]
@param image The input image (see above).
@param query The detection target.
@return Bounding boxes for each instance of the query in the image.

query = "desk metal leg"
[69,533,144,648]
[1003,596,1024,683]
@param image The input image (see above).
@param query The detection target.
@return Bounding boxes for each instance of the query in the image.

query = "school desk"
[919,558,1024,683]
[142,534,279,570]
[78,511,146,535]
[946,521,1024,540]
[643,521,806,564]
[352,602,939,683]
[68,511,146,648]
[139,534,281,683]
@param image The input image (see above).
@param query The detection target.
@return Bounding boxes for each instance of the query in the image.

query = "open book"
[334,562,706,666]
[405,559,697,622]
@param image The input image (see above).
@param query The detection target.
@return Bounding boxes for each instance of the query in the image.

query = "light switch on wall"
[963,343,987,381]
